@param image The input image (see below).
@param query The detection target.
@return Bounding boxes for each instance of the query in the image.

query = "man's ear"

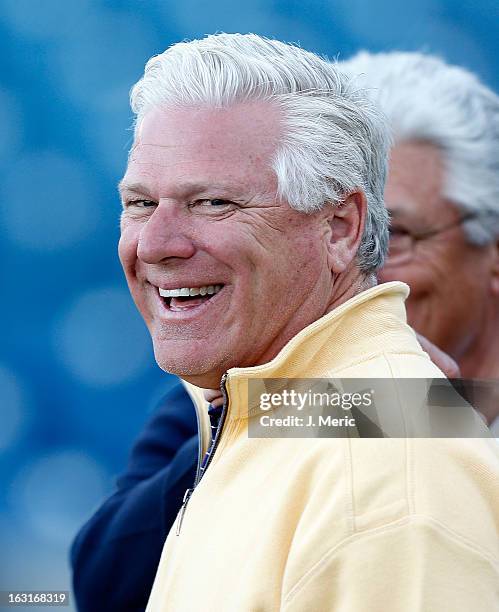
[326,190,367,274]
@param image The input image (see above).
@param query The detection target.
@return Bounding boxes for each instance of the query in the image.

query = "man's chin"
[153,346,227,388]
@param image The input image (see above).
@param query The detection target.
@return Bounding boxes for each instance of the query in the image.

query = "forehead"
[123,102,282,197]
[385,140,455,222]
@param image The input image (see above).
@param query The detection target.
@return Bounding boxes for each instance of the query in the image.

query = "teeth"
[159,288,181,297]
[159,285,223,298]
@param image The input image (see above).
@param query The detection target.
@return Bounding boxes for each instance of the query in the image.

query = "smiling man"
[118,99,365,386]
[114,35,498,611]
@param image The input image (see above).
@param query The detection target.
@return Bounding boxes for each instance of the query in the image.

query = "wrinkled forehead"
[133,102,281,157]
[123,103,282,195]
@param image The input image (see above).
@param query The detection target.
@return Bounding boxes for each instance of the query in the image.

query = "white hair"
[341,51,499,245]
[130,33,391,272]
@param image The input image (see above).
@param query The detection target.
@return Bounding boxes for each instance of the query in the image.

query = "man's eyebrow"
[117,180,152,197]
[117,179,247,198]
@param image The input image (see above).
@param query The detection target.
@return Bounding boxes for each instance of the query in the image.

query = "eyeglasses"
[387,212,478,263]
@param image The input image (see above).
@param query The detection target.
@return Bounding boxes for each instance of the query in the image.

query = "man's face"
[119,102,335,387]
[379,141,494,359]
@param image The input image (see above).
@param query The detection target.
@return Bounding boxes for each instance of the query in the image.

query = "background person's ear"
[326,190,367,273]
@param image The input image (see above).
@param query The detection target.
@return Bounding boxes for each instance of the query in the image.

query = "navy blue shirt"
[71,383,198,612]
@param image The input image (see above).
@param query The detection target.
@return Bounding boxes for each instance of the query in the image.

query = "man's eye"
[193,199,237,213]
[127,199,156,208]
[199,199,233,207]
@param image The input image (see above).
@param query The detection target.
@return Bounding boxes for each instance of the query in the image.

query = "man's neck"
[325,269,376,315]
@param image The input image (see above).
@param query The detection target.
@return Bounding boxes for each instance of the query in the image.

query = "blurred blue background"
[0,0,497,609]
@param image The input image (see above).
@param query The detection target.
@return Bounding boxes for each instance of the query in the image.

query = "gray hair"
[341,51,499,245]
[130,33,390,272]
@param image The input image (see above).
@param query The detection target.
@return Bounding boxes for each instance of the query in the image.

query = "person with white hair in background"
[342,51,499,428]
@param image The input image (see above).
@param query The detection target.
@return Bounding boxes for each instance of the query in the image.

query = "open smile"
[155,283,225,315]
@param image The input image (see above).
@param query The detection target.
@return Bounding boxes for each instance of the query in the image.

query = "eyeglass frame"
[388,211,479,247]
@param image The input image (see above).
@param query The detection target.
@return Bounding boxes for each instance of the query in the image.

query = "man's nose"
[137,202,196,263]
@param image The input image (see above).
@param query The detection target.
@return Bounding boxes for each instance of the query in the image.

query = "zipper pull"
[176,488,193,536]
